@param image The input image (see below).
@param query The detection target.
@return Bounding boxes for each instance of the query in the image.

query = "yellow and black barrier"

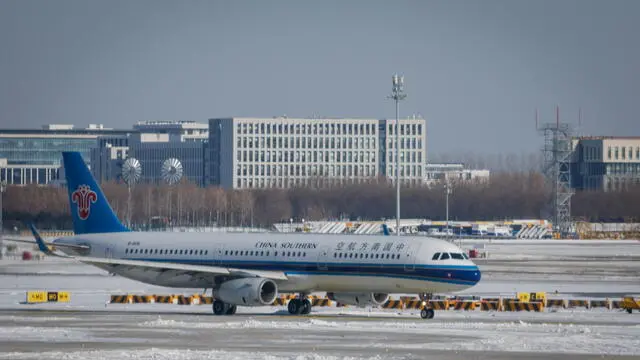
[429,300,449,310]
[480,301,501,311]
[311,298,332,307]
[382,300,403,309]
[453,301,476,311]
[105,294,635,314]
[26,291,70,304]
[622,297,639,314]
[404,300,423,309]
[109,295,131,304]
[400,296,418,303]
[503,301,544,312]
[567,299,590,309]
[155,295,175,304]
[546,299,566,308]
[589,299,610,309]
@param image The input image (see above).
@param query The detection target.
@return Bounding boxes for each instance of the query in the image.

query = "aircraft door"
[403,241,417,272]
[213,248,222,266]
[317,245,331,271]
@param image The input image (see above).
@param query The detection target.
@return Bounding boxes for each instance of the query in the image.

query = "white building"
[571,136,640,191]
[208,116,427,189]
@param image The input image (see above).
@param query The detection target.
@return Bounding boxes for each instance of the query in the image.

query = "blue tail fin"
[62,152,129,234]
[382,224,390,236]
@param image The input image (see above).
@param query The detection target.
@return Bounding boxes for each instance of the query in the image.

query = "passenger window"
[205,250,208,255]
[225,251,228,255]
[260,251,264,256]
[275,251,278,256]
[375,254,379,259]
[266,251,270,256]
[365,254,369,259]
[297,252,301,257]
[349,253,353,258]
[432,253,440,260]
[303,252,306,257]
[440,253,450,260]
[451,253,464,260]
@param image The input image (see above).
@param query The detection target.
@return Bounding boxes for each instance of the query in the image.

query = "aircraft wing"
[72,256,289,281]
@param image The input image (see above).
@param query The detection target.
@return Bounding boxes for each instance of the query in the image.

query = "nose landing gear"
[418,293,435,320]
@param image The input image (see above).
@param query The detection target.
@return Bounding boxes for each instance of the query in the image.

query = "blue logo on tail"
[62,152,129,234]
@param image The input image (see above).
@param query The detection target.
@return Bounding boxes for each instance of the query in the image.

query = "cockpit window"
[462,253,469,260]
[432,253,440,260]
[440,253,450,260]
[450,253,464,260]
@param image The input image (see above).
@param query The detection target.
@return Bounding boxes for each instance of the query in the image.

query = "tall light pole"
[445,179,452,242]
[390,74,406,237]
[0,181,5,259]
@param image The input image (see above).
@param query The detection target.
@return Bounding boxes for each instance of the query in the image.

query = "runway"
[1,309,639,360]
[1,239,639,359]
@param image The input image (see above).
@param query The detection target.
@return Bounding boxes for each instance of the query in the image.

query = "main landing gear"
[287,294,312,315]
[419,292,435,320]
[212,299,237,316]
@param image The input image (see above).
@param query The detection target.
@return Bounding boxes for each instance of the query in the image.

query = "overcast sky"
[1,0,638,154]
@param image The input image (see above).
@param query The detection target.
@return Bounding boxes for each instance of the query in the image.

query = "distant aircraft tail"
[382,224,390,236]
[62,152,129,234]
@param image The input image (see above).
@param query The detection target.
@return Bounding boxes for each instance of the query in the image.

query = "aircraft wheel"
[420,308,435,319]
[226,305,237,315]
[288,299,302,315]
[301,299,312,315]
[213,300,227,315]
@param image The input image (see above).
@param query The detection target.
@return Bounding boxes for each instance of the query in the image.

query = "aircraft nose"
[471,266,482,283]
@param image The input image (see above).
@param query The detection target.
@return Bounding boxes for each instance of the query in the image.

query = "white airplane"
[8,152,481,319]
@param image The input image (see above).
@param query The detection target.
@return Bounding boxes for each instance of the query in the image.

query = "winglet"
[28,223,56,256]
[382,224,390,236]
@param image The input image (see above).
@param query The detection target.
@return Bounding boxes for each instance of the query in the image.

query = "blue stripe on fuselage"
[125,257,481,285]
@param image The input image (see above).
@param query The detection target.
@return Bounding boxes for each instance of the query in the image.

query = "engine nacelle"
[214,278,278,306]
[326,292,389,307]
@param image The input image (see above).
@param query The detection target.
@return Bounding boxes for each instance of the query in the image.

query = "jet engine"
[326,292,389,307]
[215,278,278,306]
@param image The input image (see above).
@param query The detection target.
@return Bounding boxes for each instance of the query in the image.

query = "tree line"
[2,172,640,231]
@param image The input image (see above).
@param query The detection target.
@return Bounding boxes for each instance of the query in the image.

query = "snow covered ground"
[0,239,639,359]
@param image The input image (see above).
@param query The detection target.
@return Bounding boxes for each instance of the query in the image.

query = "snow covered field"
[0,239,639,359]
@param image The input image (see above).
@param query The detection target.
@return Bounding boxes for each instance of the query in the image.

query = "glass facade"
[0,137,95,166]
[0,128,132,185]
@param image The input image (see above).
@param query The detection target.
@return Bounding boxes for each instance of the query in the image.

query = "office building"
[0,124,131,185]
[208,116,427,189]
[571,136,640,191]
[91,121,209,186]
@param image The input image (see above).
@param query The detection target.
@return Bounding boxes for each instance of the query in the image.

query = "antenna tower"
[537,106,574,237]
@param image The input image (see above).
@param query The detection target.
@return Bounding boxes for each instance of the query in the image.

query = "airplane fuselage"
[55,232,481,294]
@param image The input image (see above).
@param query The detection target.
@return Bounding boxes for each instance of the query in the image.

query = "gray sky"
[1,0,638,154]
